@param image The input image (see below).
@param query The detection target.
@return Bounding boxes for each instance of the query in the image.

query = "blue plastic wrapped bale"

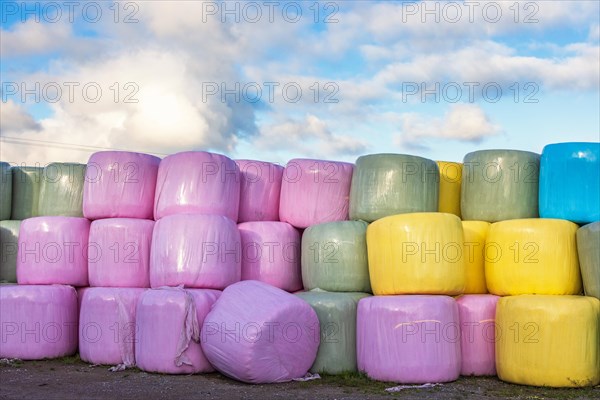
[577,222,600,299]
[539,142,600,223]
[0,162,12,220]
[461,150,539,222]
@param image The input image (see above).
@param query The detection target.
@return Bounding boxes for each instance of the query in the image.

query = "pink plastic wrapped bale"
[201,280,320,383]
[135,287,221,374]
[150,214,241,289]
[83,151,160,220]
[238,221,302,292]
[357,295,461,383]
[279,159,354,228]
[17,217,90,286]
[154,151,240,221]
[0,284,78,359]
[88,218,154,288]
[236,160,284,222]
[79,287,146,366]
[456,294,499,376]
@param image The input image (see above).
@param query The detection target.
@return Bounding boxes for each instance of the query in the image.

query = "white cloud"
[0,101,41,134]
[254,114,368,159]
[397,104,502,148]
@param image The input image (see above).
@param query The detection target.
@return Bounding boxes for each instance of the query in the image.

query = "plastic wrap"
[539,142,600,223]
[83,151,160,220]
[456,294,499,376]
[496,295,600,387]
[349,154,439,222]
[485,218,581,295]
[38,162,86,217]
[201,280,319,383]
[16,216,90,286]
[79,287,145,366]
[0,220,20,282]
[0,284,78,360]
[154,151,240,221]
[301,220,371,293]
[238,221,302,292]
[236,160,284,222]
[462,221,490,294]
[279,159,353,228]
[150,214,241,289]
[295,291,370,374]
[357,295,461,383]
[367,213,465,295]
[0,162,12,220]
[577,222,600,299]
[88,218,154,288]
[437,161,462,218]
[461,150,539,222]
[11,166,42,220]
[136,287,221,374]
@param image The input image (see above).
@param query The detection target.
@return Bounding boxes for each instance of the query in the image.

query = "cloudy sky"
[1,0,599,165]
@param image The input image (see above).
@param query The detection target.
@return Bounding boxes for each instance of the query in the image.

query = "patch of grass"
[54,355,82,365]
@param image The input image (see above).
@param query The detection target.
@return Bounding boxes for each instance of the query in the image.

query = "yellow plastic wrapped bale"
[462,221,490,294]
[496,295,600,387]
[485,218,581,295]
[437,161,462,218]
[367,212,465,295]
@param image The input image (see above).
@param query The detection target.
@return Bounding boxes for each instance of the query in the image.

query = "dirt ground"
[1,358,598,400]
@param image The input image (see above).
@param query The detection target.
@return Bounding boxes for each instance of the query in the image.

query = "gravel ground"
[1,358,598,400]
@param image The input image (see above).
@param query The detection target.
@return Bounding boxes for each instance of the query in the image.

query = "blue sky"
[1,1,598,165]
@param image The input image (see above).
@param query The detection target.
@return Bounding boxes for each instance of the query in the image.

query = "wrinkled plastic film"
[279,159,353,228]
[496,295,599,387]
[238,221,302,292]
[83,151,160,220]
[577,222,600,299]
[437,161,462,218]
[154,151,240,221]
[11,166,42,220]
[0,220,20,282]
[0,162,12,220]
[367,213,465,295]
[295,291,370,374]
[485,218,581,295]
[301,220,371,293]
[38,163,86,217]
[236,160,283,222]
[357,295,461,383]
[201,281,319,383]
[150,214,241,289]
[0,284,78,360]
[461,150,539,222]
[349,154,439,222]
[539,142,600,223]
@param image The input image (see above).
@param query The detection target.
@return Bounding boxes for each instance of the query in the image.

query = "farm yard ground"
[1,357,598,400]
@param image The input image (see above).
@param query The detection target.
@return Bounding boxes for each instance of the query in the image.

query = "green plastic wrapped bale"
[295,291,370,374]
[38,163,86,217]
[349,154,439,222]
[577,222,600,299]
[302,220,371,293]
[1,162,12,220]
[0,220,21,283]
[11,166,43,220]
[461,150,539,222]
